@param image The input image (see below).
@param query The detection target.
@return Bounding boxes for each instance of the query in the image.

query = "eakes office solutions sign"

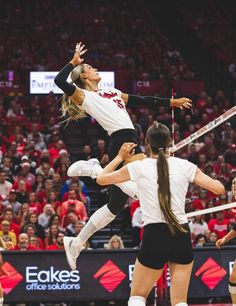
[30,71,115,94]
[0,248,235,303]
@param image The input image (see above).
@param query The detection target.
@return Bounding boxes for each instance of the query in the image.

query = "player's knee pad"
[229,281,236,294]
[128,296,146,306]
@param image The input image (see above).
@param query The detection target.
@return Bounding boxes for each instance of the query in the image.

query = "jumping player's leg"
[64,185,129,270]
[168,261,193,306]
[229,260,236,305]
[67,158,139,199]
[128,259,163,306]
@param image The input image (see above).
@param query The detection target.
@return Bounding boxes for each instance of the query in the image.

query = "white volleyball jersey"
[79,88,134,135]
[127,157,197,226]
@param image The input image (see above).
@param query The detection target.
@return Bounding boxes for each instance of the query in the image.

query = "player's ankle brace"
[128,296,146,306]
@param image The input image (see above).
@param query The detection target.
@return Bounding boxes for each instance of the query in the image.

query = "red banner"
[133,80,205,96]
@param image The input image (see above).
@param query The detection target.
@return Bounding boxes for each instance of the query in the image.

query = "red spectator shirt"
[46,243,64,250]
[60,200,87,223]
[29,202,43,214]
[14,244,40,250]
[208,218,230,238]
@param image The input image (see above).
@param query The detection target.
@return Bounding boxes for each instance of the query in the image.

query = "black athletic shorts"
[138,223,193,269]
[109,129,143,161]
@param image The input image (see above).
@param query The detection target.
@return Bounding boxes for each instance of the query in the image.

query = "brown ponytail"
[147,122,187,236]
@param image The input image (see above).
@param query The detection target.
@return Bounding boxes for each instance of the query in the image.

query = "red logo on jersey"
[98,91,125,109]
[93,260,126,292]
[98,91,117,99]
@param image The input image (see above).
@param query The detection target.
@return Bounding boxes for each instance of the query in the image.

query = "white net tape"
[186,201,236,218]
[171,106,236,153]
[172,106,236,217]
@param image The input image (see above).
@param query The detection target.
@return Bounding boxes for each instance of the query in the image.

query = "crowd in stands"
[176,1,236,82]
[0,0,195,92]
[0,85,235,251]
[0,0,235,252]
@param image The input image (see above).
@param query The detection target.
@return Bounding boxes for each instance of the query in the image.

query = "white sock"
[116,181,139,199]
[73,204,116,247]
[128,296,146,306]
[0,296,3,306]
[174,303,188,306]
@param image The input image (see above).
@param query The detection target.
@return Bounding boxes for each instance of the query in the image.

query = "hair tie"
[158,147,164,152]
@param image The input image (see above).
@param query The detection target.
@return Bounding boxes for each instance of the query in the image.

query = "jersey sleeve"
[181,159,197,182]
[79,89,95,110]
[126,160,142,182]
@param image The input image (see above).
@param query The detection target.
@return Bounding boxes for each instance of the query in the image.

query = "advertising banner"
[0,247,234,302]
[30,71,115,94]
[1,250,138,302]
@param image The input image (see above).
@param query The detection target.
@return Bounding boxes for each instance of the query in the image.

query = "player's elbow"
[214,182,225,195]
[96,176,106,186]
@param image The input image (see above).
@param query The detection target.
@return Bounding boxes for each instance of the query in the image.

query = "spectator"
[27,123,46,152]
[15,180,29,204]
[0,170,12,200]
[47,191,61,215]
[16,202,30,229]
[74,221,85,237]
[28,192,43,215]
[29,235,42,249]
[106,235,124,249]
[66,212,80,236]
[0,220,17,246]
[60,190,87,224]
[44,224,59,248]
[38,204,55,229]
[33,173,44,194]
[22,224,44,249]
[195,234,206,246]
[13,233,39,250]
[189,214,209,242]
[46,214,65,235]
[193,189,209,210]
[3,189,21,215]
[20,162,35,186]
[25,213,45,241]
[209,232,218,244]
[36,179,54,204]
[208,211,230,239]
[46,231,65,250]
[1,208,20,237]
[36,162,55,180]
[52,173,63,196]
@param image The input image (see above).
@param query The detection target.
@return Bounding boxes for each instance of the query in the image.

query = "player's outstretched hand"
[171,97,192,109]
[70,42,88,66]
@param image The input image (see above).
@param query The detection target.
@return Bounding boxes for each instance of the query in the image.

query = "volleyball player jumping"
[54,42,192,270]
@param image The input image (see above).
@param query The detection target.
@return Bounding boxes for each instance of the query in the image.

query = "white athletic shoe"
[67,158,103,179]
[63,237,83,270]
